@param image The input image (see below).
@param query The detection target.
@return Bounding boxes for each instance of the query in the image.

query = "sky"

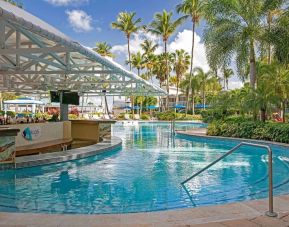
[19,0,242,90]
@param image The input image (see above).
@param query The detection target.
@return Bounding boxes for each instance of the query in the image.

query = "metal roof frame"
[0,1,166,96]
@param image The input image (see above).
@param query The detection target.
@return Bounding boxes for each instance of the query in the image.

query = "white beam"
[0,46,68,55]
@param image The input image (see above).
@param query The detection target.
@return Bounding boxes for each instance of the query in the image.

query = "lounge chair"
[124,114,130,120]
[134,114,140,120]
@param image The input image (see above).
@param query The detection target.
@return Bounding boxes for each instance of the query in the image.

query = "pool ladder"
[181,142,278,218]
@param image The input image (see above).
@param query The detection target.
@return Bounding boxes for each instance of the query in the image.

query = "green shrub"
[208,119,289,143]
[155,111,202,121]
[0,110,16,117]
[155,111,176,120]
[140,114,150,120]
[68,114,78,120]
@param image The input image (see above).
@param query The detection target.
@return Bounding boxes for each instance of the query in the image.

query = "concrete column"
[60,91,68,121]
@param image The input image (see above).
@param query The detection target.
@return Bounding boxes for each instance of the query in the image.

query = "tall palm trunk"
[267,13,272,64]
[249,39,257,88]
[164,40,169,110]
[186,21,196,115]
[176,76,179,105]
[192,93,195,115]
[127,36,132,71]
[260,107,266,122]
[202,83,205,110]
[127,35,134,119]
[282,100,286,123]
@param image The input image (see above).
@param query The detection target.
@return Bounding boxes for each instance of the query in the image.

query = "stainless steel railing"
[170,119,175,135]
[181,142,278,217]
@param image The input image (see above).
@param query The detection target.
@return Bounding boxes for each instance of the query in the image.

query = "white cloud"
[66,10,93,32]
[228,80,243,89]
[169,29,209,71]
[45,0,89,6]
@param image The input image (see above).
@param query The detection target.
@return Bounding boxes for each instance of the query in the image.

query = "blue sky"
[21,0,203,47]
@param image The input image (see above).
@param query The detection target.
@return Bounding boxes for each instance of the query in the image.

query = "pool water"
[0,122,289,214]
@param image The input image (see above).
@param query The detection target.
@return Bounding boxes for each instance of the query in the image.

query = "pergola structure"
[0,1,166,97]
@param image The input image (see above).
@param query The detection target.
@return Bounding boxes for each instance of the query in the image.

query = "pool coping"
[0,195,288,226]
[1,136,122,169]
[176,129,289,148]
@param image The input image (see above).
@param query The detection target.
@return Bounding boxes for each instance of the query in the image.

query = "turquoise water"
[0,121,289,214]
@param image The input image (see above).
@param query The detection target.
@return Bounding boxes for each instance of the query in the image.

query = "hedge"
[207,120,289,143]
[155,111,202,121]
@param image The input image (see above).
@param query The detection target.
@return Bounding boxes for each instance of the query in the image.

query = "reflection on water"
[0,122,288,214]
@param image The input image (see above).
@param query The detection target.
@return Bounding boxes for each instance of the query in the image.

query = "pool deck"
[0,195,289,226]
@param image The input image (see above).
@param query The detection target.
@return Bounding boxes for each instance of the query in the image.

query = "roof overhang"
[0,1,166,96]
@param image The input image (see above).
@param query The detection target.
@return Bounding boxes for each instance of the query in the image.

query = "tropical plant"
[194,67,213,110]
[127,51,145,76]
[141,39,159,56]
[203,0,284,88]
[268,9,289,66]
[180,73,201,114]
[111,12,142,70]
[222,68,234,90]
[172,49,190,105]
[93,42,115,117]
[3,0,23,8]
[147,10,186,109]
[93,42,115,58]
[141,39,159,82]
[176,0,205,113]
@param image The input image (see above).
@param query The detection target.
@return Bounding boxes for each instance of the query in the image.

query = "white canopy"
[0,1,166,96]
[4,99,44,105]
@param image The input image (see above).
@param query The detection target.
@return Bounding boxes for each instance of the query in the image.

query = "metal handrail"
[181,142,278,217]
[170,119,175,135]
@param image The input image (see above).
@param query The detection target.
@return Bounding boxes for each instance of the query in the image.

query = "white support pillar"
[32,104,36,116]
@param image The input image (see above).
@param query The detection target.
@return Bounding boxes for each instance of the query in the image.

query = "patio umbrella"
[174,104,186,109]
[147,105,158,109]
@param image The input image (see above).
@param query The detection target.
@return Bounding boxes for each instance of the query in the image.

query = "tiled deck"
[0,195,288,227]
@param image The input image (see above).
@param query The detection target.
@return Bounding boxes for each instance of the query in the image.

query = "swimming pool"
[0,121,288,214]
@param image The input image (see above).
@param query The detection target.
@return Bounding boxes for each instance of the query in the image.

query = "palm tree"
[126,51,144,118]
[151,53,170,110]
[176,0,205,113]
[127,52,145,76]
[222,68,233,90]
[147,10,186,109]
[180,73,201,114]
[194,67,213,110]
[141,39,158,55]
[172,49,190,105]
[93,42,115,58]
[111,12,142,70]
[268,9,289,67]
[93,42,115,116]
[203,0,283,88]
[141,40,159,82]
